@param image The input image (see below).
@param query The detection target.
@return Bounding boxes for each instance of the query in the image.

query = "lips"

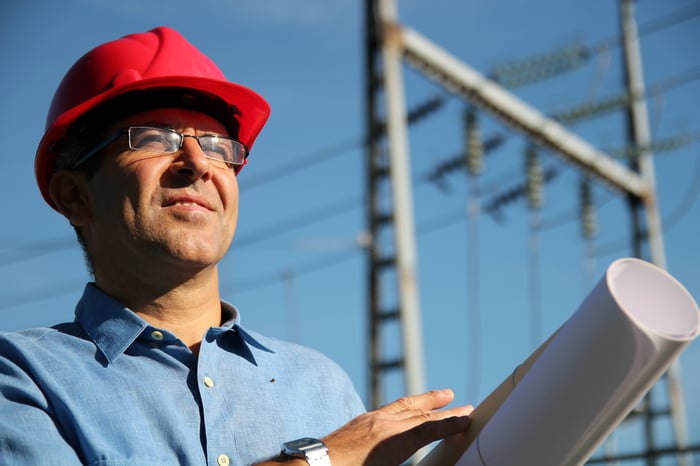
[162,194,214,211]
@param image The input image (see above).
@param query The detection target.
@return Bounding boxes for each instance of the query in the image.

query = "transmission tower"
[364,0,694,463]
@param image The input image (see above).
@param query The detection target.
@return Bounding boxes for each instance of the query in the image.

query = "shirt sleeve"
[0,340,83,465]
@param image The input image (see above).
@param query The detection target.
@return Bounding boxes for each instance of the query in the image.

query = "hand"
[323,389,473,466]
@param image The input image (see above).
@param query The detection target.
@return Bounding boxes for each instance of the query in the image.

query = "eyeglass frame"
[69,125,249,170]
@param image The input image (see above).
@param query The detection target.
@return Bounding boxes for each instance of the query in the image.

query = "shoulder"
[0,325,86,408]
[245,329,345,370]
[241,328,364,402]
[0,323,88,369]
[1,322,85,347]
[233,328,367,424]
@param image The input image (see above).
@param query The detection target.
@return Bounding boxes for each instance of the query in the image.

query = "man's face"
[80,108,240,277]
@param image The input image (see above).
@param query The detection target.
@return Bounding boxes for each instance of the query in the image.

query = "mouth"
[163,195,214,211]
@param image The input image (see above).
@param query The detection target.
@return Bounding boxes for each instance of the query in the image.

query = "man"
[0,27,471,465]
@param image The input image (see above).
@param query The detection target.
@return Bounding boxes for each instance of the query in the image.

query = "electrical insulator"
[407,95,445,125]
[464,107,484,176]
[580,178,597,239]
[491,44,591,88]
[553,93,629,125]
[525,145,543,210]
[610,133,695,159]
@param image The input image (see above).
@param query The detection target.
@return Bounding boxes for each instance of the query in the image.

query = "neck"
[95,265,223,352]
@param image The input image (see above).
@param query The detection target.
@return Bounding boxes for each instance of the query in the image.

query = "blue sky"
[2,0,699,461]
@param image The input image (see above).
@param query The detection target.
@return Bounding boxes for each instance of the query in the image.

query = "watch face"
[282,437,328,460]
[285,437,324,451]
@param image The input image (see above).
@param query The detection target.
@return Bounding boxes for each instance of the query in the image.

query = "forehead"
[113,108,230,135]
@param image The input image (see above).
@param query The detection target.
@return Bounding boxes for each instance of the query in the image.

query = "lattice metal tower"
[364,0,426,410]
[364,0,694,462]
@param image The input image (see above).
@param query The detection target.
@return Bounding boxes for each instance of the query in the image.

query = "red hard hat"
[35,26,271,210]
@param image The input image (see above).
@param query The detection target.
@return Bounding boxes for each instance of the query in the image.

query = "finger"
[389,402,475,424]
[405,406,474,446]
[402,403,474,426]
[411,412,472,444]
[372,410,473,464]
[381,389,456,414]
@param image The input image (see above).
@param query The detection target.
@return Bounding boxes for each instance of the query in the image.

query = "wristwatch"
[282,437,331,465]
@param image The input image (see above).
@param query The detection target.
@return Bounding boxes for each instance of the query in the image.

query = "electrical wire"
[0,278,85,311]
[538,191,616,231]
[0,237,76,267]
[4,148,697,307]
[227,143,700,295]
[595,150,700,258]
[239,137,363,191]
[5,61,699,266]
[234,197,361,249]
[465,180,482,402]
[3,7,699,307]
[222,248,360,295]
[487,4,700,88]
[590,3,700,55]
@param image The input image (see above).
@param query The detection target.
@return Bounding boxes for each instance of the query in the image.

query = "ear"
[48,171,93,227]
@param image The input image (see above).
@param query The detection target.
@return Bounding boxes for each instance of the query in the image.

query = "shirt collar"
[74,283,271,363]
[219,301,273,353]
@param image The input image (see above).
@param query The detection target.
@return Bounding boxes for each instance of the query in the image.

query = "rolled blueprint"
[419,257,700,466]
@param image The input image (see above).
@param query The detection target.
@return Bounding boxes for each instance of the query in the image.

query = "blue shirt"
[0,284,365,466]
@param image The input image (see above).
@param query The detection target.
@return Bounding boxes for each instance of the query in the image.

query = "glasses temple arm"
[69,129,126,169]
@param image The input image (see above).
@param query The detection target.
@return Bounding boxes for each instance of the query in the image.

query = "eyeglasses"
[70,125,249,169]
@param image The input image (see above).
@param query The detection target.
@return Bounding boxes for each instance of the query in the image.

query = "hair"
[51,87,242,276]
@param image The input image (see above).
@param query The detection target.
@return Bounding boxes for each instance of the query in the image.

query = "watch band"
[300,449,331,466]
[282,437,331,466]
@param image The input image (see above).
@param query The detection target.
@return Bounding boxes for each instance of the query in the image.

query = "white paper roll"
[426,258,700,466]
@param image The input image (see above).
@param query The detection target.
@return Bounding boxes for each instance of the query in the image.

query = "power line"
[538,191,615,232]
[4,148,697,307]
[224,249,360,295]
[234,197,361,249]
[659,152,700,233]
[483,166,561,222]
[239,94,447,191]
[0,279,84,311]
[647,65,700,98]
[487,3,700,88]
[554,68,700,126]
[3,131,696,309]
[239,137,363,191]
[0,237,76,267]
[5,61,699,266]
[595,149,700,258]
[627,2,700,46]
[225,204,475,296]
[589,3,700,53]
[4,6,699,306]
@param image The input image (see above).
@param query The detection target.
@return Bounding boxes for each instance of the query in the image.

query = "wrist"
[254,457,307,466]
[282,437,331,466]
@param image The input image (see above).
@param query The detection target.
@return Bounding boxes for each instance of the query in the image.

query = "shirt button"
[203,376,215,388]
[151,330,164,341]
[217,454,230,466]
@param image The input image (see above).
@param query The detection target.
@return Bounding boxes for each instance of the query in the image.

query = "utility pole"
[619,1,691,464]
[365,0,426,410]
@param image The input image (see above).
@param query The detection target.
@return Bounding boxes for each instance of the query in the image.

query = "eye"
[130,127,180,152]
[200,136,234,163]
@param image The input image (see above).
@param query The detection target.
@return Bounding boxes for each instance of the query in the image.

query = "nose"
[169,136,213,182]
